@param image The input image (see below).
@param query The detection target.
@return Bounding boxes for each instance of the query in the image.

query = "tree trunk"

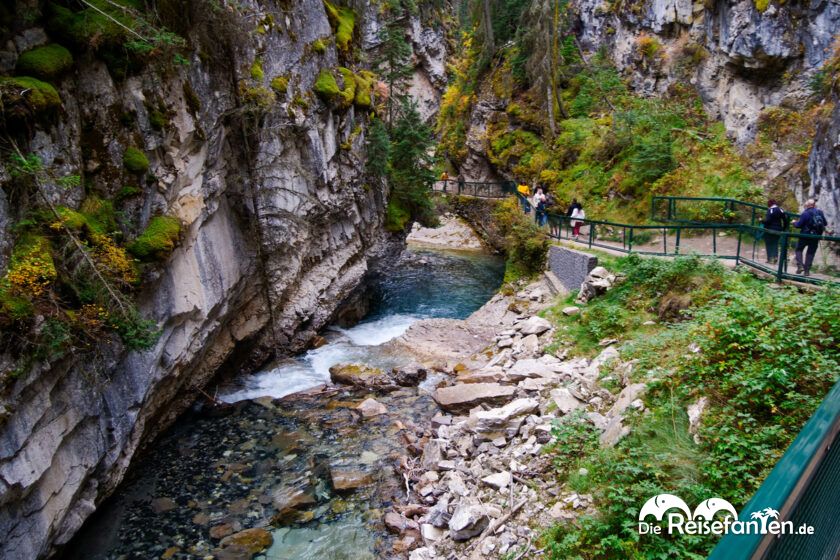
[482,0,495,57]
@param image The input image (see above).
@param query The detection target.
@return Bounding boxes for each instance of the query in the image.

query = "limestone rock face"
[0,1,450,558]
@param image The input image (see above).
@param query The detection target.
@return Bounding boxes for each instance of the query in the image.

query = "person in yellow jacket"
[517,183,531,213]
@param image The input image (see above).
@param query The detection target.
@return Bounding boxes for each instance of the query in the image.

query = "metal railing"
[431,180,514,199]
[709,377,840,560]
[651,195,800,228]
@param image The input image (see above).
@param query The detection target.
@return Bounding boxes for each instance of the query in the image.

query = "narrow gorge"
[1,0,839,559]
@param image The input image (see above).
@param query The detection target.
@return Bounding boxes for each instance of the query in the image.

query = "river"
[62,247,504,560]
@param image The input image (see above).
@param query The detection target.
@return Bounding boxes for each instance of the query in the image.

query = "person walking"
[517,182,531,213]
[533,187,546,226]
[571,204,585,240]
[793,199,830,276]
[759,199,789,264]
[566,198,582,217]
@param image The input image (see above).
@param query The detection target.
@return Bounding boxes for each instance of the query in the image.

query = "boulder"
[433,383,516,413]
[271,485,315,518]
[562,306,580,316]
[385,511,420,534]
[506,359,558,381]
[356,398,388,417]
[549,388,584,415]
[517,316,552,335]
[330,363,389,389]
[606,383,647,419]
[687,397,708,444]
[472,399,540,431]
[449,499,490,541]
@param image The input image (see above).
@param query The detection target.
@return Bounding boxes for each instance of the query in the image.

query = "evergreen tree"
[374,19,414,125]
[365,117,390,179]
[387,99,437,228]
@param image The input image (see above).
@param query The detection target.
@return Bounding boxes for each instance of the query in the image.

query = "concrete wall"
[548,245,597,291]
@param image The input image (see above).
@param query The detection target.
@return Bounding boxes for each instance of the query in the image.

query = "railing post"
[628,228,634,252]
[588,222,594,248]
[675,227,681,255]
[662,227,667,254]
[777,233,788,283]
[713,227,717,255]
[735,227,742,265]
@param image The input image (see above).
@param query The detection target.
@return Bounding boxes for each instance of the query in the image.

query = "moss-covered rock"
[311,38,327,54]
[16,44,74,79]
[250,58,264,81]
[322,0,355,54]
[270,75,289,95]
[337,67,356,108]
[314,69,340,101]
[128,216,181,261]
[353,70,375,108]
[0,234,56,315]
[123,147,149,174]
[0,76,62,117]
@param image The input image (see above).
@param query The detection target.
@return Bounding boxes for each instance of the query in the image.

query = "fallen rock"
[421,523,445,542]
[385,511,420,534]
[506,359,558,381]
[330,363,387,386]
[421,439,444,471]
[517,316,552,335]
[606,383,647,419]
[562,306,580,316]
[481,471,512,490]
[219,528,272,555]
[356,398,388,417]
[549,387,584,415]
[471,398,540,432]
[433,383,516,413]
[687,397,708,444]
[449,498,490,541]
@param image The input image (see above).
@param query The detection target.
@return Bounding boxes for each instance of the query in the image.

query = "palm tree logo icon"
[750,507,780,532]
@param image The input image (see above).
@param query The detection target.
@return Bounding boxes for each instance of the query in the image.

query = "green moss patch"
[270,75,289,95]
[128,216,181,261]
[123,147,149,174]
[323,0,355,54]
[314,69,340,100]
[311,38,327,54]
[250,59,264,81]
[353,70,375,108]
[16,44,74,79]
[0,76,62,116]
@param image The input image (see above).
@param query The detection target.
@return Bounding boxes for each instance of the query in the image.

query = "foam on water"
[218,314,419,402]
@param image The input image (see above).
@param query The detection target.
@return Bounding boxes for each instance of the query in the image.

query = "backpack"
[809,210,827,235]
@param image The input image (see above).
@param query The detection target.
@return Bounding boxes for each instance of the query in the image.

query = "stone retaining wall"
[548,245,597,291]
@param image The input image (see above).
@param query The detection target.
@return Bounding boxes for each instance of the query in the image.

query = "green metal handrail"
[651,195,801,228]
[708,377,840,559]
[432,179,514,199]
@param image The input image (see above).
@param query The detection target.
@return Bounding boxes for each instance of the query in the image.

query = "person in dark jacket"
[759,199,789,264]
[566,198,582,217]
[793,199,831,276]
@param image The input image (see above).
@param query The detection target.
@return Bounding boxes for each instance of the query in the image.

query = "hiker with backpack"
[793,199,831,276]
[759,199,789,264]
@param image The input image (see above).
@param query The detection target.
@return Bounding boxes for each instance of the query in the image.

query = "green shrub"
[127,216,181,261]
[493,197,549,282]
[353,70,375,108]
[122,147,149,174]
[16,44,74,79]
[117,185,142,201]
[384,199,411,232]
[241,85,276,111]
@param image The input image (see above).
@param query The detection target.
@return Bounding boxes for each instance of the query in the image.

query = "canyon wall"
[0,1,448,558]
